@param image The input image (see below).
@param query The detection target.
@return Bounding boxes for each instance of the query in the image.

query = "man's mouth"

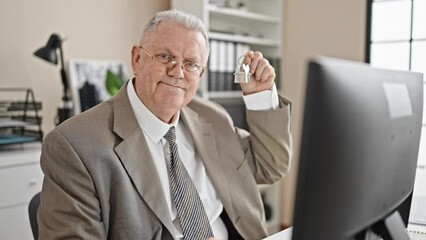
[160,81,186,90]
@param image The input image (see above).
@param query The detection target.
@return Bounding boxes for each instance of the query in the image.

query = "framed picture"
[68,59,130,114]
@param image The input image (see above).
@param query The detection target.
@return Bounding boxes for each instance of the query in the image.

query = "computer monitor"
[292,57,424,240]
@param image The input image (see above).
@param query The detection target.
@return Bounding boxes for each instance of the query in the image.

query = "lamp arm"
[58,44,69,101]
[60,68,69,101]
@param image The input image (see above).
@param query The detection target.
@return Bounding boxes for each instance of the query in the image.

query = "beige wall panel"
[280,0,367,227]
[0,0,169,133]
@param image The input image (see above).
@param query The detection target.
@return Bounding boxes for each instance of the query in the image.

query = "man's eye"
[186,62,197,68]
[157,53,172,61]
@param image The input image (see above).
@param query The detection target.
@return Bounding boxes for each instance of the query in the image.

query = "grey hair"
[141,9,209,56]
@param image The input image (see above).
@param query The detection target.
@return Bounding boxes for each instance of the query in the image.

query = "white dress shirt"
[127,80,278,239]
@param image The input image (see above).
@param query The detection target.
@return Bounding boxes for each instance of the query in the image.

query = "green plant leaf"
[105,70,124,96]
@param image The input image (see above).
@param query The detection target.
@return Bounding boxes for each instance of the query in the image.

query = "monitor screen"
[292,57,423,240]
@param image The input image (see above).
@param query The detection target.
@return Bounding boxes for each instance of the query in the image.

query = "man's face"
[131,22,207,122]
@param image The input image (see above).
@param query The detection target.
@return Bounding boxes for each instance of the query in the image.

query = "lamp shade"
[34,47,57,64]
[33,34,62,65]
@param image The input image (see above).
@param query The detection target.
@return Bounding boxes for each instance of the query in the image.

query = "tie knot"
[164,127,176,144]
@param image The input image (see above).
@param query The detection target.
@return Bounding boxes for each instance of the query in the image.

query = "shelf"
[0,119,30,128]
[0,134,37,146]
[208,32,279,47]
[207,91,243,99]
[0,101,42,112]
[0,88,43,146]
[208,4,279,23]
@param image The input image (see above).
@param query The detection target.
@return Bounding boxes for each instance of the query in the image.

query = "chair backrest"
[28,192,40,240]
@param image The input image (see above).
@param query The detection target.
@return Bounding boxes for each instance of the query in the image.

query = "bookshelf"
[172,0,284,234]
[172,0,283,100]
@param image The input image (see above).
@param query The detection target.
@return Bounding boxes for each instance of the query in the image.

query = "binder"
[217,40,227,91]
[224,41,235,91]
[267,57,281,90]
[208,40,219,91]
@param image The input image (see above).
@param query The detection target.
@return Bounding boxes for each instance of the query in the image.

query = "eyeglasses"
[138,45,206,77]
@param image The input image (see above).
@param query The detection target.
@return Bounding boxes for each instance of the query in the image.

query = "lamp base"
[56,107,72,125]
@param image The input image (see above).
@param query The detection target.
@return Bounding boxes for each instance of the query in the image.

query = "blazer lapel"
[111,84,174,235]
[181,106,237,223]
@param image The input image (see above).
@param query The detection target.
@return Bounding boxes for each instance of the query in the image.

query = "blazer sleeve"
[38,129,107,240]
[236,95,292,184]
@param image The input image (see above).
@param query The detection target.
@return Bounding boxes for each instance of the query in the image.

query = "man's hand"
[239,51,276,95]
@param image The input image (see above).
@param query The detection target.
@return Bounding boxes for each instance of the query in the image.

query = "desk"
[264,224,426,240]
[411,166,426,225]
[407,223,426,240]
[0,143,43,239]
[264,227,292,240]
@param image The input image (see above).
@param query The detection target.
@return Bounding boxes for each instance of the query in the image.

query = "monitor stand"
[372,211,411,240]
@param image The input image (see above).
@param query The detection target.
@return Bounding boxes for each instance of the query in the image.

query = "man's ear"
[131,45,141,76]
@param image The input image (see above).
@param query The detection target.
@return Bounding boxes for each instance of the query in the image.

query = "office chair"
[28,192,40,240]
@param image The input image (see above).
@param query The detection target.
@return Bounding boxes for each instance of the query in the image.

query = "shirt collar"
[127,78,179,144]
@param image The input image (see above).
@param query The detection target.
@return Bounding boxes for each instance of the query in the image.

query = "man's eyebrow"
[183,56,200,63]
[159,47,201,62]
[154,47,172,54]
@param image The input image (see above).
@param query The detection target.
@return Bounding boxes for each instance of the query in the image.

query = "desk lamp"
[34,33,72,125]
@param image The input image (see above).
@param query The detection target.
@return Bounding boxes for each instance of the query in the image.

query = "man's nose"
[167,61,185,78]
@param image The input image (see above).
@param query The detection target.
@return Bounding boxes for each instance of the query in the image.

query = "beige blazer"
[38,83,292,240]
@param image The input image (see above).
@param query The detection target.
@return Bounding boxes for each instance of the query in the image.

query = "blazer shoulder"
[53,100,115,143]
[187,97,232,123]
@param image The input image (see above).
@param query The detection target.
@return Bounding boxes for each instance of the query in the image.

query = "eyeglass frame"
[137,45,207,77]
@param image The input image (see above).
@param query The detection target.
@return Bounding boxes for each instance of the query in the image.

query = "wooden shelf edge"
[208,4,280,23]
[208,32,279,47]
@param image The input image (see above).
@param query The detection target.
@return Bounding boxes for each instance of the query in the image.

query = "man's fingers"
[254,58,274,82]
[243,51,254,66]
[249,51,263,74]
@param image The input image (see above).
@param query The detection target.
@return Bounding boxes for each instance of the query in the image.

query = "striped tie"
[164,127,214,240]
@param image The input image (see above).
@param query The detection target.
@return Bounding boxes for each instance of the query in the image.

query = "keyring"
[237,55,245,66]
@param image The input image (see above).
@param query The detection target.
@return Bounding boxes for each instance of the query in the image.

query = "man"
[38,9,292,240]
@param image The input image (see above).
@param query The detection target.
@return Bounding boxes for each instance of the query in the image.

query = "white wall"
[280,0,367,226]
[0,0,169,133]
